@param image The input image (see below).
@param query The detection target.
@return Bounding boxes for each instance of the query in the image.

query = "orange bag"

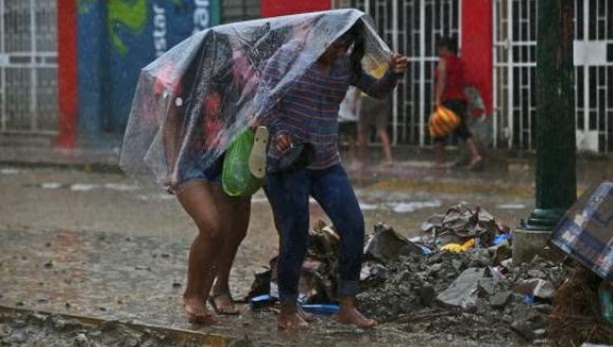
[428,106,461,137]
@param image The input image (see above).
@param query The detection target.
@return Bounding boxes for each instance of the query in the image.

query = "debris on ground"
[548,266,613,347]
[248,201,613,344]
[547,181,613,347]
[0,311,220,347]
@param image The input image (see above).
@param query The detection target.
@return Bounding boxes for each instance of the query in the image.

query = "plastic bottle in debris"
[598,281,613,323]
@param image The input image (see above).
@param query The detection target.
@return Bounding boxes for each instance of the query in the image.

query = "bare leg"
[433,141,446,169]
[356,130,368,167]
[210,194,251,314]
[336,296,377,329]
[176,182,223,325]
[376,128,394,166]
[466,137,484,169]
[347,134,357,164]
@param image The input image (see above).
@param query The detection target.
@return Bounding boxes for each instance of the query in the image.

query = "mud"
[0,309,522,347]
[0,311,226,347]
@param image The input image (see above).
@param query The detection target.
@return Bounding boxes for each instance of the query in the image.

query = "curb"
[0,305,232,346]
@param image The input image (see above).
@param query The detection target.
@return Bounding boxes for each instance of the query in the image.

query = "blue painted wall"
[77,0,220,139]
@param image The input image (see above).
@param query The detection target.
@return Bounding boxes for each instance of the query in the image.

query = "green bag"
[222,130,263,196]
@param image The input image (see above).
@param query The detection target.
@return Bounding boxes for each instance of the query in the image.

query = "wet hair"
[436,35,458,54]
[336,21,366,76]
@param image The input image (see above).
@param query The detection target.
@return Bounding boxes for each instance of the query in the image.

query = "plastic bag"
[222,130,263,196]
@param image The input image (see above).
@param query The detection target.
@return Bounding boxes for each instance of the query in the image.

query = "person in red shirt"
[433,36,484,170]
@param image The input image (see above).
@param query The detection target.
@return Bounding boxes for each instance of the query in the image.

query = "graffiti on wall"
[107,0,147,55]
[76,0,219,133]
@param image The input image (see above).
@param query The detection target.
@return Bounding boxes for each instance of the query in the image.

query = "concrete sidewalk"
[0,140,611,189]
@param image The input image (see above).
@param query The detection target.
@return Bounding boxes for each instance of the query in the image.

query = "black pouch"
[267,142,315,174]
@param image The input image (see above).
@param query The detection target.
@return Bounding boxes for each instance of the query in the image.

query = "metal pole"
[0,0,5,131]
[391,0,398,145]
[418,0,425,146]
[524,0,576,230]
[30,0,37,131]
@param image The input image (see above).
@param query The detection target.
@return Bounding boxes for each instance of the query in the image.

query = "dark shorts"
[339,121,357,138]
[176,151,225,190]
[358,96,390,132]
[433,99,472,143]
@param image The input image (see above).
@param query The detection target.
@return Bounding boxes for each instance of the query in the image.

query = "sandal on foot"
[249,126,269,179]
[208,295,240,315]
[183,305,217,325]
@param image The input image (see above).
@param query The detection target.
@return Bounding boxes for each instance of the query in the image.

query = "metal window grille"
[493,0,613,153]
[334,0,460,146]
[0,0,57,134]
[222,0,260,23]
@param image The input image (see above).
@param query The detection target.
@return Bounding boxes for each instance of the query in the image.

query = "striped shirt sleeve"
[351,67,399,99]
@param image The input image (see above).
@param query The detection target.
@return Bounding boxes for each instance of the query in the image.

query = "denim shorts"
[176,151,224,190]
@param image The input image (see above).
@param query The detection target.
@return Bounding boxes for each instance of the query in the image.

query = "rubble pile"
[358,243,568,342]
[249,202,612,343]
[354,204,571,343]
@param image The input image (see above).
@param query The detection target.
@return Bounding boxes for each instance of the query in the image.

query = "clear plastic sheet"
[119,9,392,189]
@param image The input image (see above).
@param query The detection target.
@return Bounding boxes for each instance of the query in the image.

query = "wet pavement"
[0,227,522,347]
[1,146,612,346]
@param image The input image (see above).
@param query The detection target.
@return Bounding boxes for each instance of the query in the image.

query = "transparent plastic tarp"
[119,9,392,189]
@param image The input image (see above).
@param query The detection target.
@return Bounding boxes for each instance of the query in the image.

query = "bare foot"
[278,306,310,331]
[336,297,377,329]
[433,162,448,170]
[209,293,240,315]
[382,160,394,167]
[467,155,484,171]
[298,306,315,322]
[183,296,217,325]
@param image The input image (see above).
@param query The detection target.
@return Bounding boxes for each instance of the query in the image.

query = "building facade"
[0,0,611,154]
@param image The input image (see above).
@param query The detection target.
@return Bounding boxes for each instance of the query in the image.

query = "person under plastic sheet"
[156,30,260,323]
[120,9,399,327]
[257,21,407,330]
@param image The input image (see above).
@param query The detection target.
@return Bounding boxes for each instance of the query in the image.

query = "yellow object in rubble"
[461,238,475,250]
[429,105,461,137]
[440,243,463,252]
[440,239,476,253]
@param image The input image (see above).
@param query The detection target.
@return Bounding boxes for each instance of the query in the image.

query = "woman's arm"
[353,53,407,99]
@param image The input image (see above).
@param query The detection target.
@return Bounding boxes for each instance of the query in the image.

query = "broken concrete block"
[364,223,424,264]
[478,277,497,297]
[511,320,536,341]
[489,290,512,308]
[513,278,555,299]
[436,267,485,310]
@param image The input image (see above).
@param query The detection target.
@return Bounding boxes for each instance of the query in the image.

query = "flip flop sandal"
[183,305,217,325]
[249,126,269,179]
[208,295,240,316]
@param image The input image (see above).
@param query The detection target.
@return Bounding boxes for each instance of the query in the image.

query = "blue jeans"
[264,164,364,306]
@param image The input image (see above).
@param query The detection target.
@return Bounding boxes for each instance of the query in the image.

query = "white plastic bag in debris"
[119,9,392,189]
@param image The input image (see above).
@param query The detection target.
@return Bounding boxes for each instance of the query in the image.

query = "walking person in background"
[432,35,484,170]
[356,64,394,167]
[259,22,407,330]
[338,86,361,167]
